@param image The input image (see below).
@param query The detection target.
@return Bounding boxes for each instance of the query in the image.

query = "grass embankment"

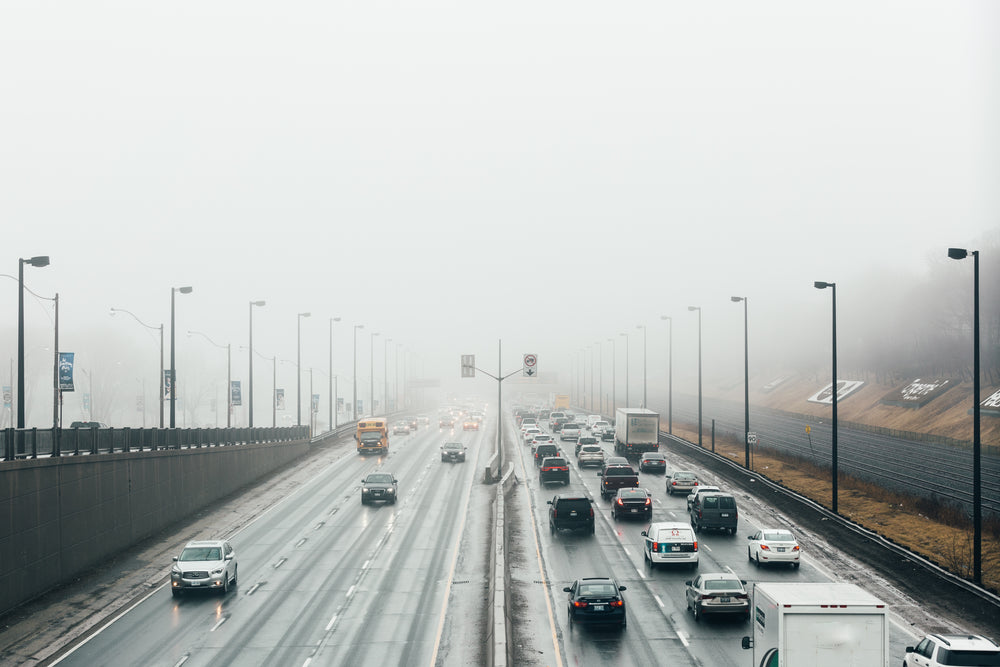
[670,424,1000,593]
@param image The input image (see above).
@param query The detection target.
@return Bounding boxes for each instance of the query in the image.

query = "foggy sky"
[2,1,998,426]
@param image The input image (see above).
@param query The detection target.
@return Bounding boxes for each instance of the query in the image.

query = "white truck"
[741,582,889,667]
[614,408,659,456]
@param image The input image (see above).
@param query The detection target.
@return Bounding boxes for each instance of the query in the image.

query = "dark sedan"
[638,452,667,474]
[611,487,653,520]
[564,577,627,630]
[441,442,467,463]
[361,472,398,505]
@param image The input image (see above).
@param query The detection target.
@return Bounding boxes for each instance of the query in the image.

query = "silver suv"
[171,539,237,596]
[904,634,1000,666]
[560,423,583,442]
[577,444,605,468]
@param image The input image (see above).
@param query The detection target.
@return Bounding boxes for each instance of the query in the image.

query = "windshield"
[360,432,382,443]
[180,546,221,561]
[579,583,618,597]
[762,531,793,541]
[365,474,393,484]
[704,579,742,591]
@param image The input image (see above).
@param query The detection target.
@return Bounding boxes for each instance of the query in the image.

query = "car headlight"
[171,566,181,575]
[387,488,396,494]
[211,567,224,575]
[363,487,371,492]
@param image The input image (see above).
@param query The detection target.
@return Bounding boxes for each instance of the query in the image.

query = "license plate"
[720,513,730,517]
[720,597,730,603]
[190,582,201,586]
[591,605,605,612]
[671,546,680,551]
[630,508,638,513]
[569,511,578,516]
[777,547,786,552]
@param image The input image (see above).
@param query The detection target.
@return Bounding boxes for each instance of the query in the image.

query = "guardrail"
[2,425,311,460]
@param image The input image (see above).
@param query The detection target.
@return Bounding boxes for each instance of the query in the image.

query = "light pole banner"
[163,370,174,399]
[312,394,319,414]
[276,388,285,410]
[231,381,242,406]
[2,386,11,408]
[58,352,75,391]
[337,397,344,411]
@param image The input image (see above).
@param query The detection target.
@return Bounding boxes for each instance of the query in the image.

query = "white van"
[640,521,699,569]
[586,415,603,430]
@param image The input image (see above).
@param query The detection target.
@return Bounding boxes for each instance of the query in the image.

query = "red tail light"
[792,545,801,551]
[572,600,588,608]
[760,544,771,551]
[589,508,594,517]
[693,540,698,551]
[616,498,624,506]
[644,498,651,506]
[609,599,624,608]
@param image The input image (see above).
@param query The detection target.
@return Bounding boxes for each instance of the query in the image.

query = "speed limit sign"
[747,432,758,446]
[523,354,538,377]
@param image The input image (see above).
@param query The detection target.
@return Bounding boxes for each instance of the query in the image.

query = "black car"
[548,495,595,535]
[361,472,398,505]
[441,442,466,463]
[564,577,627,630]
[638,452,667,474]
[598,465,639,500]
[539,457,570,484]
[600,427,615,442]
[534,443,560,467]
[611,487,653,520]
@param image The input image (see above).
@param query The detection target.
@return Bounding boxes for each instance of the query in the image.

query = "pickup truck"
[597,465,639,500]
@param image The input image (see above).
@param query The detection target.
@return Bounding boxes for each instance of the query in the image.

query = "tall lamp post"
[248,300,266,428]
[731,297,750,469]
[353,324,364,420]
[17,256,50,430]
[948,247,982,585]
[110,307,164,428]
[607,337,616,414]
[813,282,838,513]
[688,306,702,446]
[297,312,311,426]
[329,316,341,431]
[620,332,629,408]
[396,342,402,413]
[660,315,672,434]
[169,286,193,428]
[188,330,231,427]
[594,342,602,416]
[636,324,647,408]
[370,331,380,416]
[383,337,392,413]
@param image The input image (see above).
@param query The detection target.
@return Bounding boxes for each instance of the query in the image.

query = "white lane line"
[362,560,370,570]
[172,655,190,667]
[324,614,338,632]
[210,616,227,632]
[346,585,355,599]
[274,558,287,569]
[678,630,690,647]
[653,594,665,608]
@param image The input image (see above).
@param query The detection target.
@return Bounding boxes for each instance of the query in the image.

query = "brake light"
[735,593,748,599]
[700,594,713,600]
[693,540,698,551]
[616,498,624,506]
[652,542,659,551]
[760,544,771,551]
[572,600,588,608]
[609,599,624,608]
[792,545,801,551]
[644,498,651,506]
[589,507,594,517]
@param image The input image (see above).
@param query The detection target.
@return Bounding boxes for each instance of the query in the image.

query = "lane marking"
[173,656,190,667]
[274,558,287,569]
[678,630,690,647]
[325,614,337,632]
[653,594,665,608]
[210,616,227,632]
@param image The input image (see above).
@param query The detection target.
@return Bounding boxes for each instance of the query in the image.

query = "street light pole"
[814,282,838,513]
[660,315,672,434]
[620,332,629,408]
[688,306,702,446]
[731,297,750,469]
[353,324,364,421]
[329,317,340,431]
[248,300,265,428]
[396,342,402,414]
[948,247,982,585]
[596,342,603,417]
[370,332,380,416]
[608,338,616,415]
[169,286,193,428]
[384,337,392,414]
[636,324,647,408]
[17,255,50,430]
[297,312,311,426]
[188,330,231,427]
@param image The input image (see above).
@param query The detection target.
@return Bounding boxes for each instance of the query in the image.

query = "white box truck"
[741,582,889,667]
[614,408,659,456]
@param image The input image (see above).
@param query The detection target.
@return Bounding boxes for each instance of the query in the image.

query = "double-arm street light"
[329,317,341,431]
[948,246,982,585]
[383,337,392,414]
[17,256,50,430]
[813,282,838,513]
[660,315,673,434]
[594,342,602,415]
[688,306,702,446]
[607,337,616,414]
[297,312,311,426]
[353,324,364,420]
[188,330,231,427]
[111,307,164,428]
[370,331,380,416]
[169,286,193,428]
[731,297,750,469]
[620,332,629,408]
[637,324,647,408]
[248,300,266,428]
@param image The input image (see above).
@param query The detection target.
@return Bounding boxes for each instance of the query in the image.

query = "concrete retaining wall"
[0,439,309,616]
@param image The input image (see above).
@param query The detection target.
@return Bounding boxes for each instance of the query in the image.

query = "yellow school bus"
[356,418,389,455]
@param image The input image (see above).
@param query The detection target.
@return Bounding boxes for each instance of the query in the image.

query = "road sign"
[461,354,475,378]
[747,431,758,446]
[523,353,537,377]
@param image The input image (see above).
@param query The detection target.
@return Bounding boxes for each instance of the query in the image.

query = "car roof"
[184,539,226,547]
[929,634,1000,650]
[698,572,743,581]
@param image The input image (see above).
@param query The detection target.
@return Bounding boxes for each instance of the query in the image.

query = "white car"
[904,634,1000,666]
[171,540,238,596]
[530,433,555,451]
[641,521,699,569]
[746,528,801,568]
[522,428,542,444]
[577,444,605,468]
[591,420,610,435]
[559,423,583,442]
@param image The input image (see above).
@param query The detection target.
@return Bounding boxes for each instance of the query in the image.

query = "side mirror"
[684,580,692,586]
[640,530,647,537]
[225,554,234,560]
[747,535,752,540]
[618,586,627,591]
[172,556,178,562]
[596,472,603,477]
[547,500,553,505]
[361,479,366,483]
[562,587,572,593]
[740,580,747,585]
[741,636,753,650]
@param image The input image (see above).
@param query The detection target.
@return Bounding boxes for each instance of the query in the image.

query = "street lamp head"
[636,324,644,330]
[24,256,50,268]
[299,312,311,318]
[948,247,969,260]
[731,296,745,303]
[814,281,833,290]
[356,324,364,330]
[688,306,700,312]
[251,300,266,307]
[109,308,117,316]
[176,286,193,294]
[619,332,627,337]
[332,316,341,322]
[660,314,671,320]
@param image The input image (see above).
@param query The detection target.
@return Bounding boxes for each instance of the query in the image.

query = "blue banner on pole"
[231,381,242,406]
[58,352,75,391]
[276,388,285,410]
[164,370,174,399]
[2,386,11,408]
[312,394,320,414]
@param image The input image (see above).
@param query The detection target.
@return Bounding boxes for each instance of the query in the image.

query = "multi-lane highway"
[54,418,494,667]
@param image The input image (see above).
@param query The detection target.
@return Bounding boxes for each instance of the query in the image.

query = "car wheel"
[589,523,595,535]
[692,521,700,533]
[172,588,181,598]
[755,553,761,567]
[748,547,753,563]
[361,497,367,505]
[793,562,800,569]
[693,604,701,622]
[731,527,738,536]
[222,573,230,595]
[232,565,238,587]
[550,522,555,535]
[620,615,627,631]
